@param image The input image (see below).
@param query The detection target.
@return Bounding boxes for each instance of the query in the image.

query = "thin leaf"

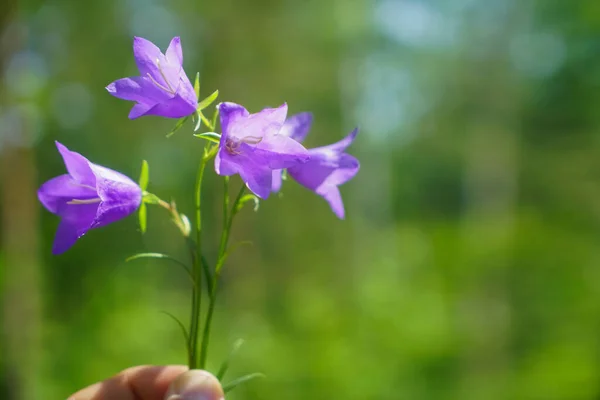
[194,72,200,99]
[217,339,245,380]
[235,194,260,213]
[198,111,213,131]
[223,373,265,393]
[201,143,219,162]
[160,310,190,354]
[139,160,149,191]
[193,132,221,143]
[211,107,220,130]
[166,116,189,138]
[138,202,147,234]
[197,89,219,111]
[126,253,194,284]
[194,110,203,131]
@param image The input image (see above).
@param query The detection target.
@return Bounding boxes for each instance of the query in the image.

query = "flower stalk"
[188,123,219,369]
[188,144,211,369]
[200,179,245,369]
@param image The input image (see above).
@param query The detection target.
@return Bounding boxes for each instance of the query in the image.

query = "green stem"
[195,150,209,265]
[155,198,189,237]
[188,143,220,369]
[220,177,231,256]
[150,195,197,366]
[187,240,200,368]
[199,146,218,294]
[201,255,213,294]
[188,148,210,369]
[199,181,245,369]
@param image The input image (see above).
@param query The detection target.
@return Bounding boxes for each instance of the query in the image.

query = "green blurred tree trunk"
[0,1,42,398]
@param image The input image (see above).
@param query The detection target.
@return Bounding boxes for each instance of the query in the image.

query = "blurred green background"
[2,0,600,399]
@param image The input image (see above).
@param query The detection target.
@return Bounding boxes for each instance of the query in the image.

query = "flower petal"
[323,154,360,186]
[88,164,142,205]
[86,163,141,229]
[238,162,273,199]
[287,126,360,219]
[254,134,310,169]
[128,103,154,119]
[166,36,183,65]
[215,149,239,176]
[271,170,283,192]
[55,141,96,187]
[221,103,287,141]
[52,220,85,255]
[287,128,359,189]
[288,155,357,220]
[215,148,273,199]
[91,199,140,229]
[248,103,288,136]
[218,102,250,141]
[143,94,198,119]
[133,36,164,76]
[133,36,180,94]
[319,127,359,153]
[289,153,359,192]
[106,77,145,102]
[52,202,98,254]
[280,112,313,142]
[176,74,198,109]
[320,186,345,219]
[106,76,168,103]
[38,174,97,214]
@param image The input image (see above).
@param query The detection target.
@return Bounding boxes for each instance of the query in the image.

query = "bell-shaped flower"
[38,142,142,254]
[106,36,198,119]
[272,113,360,219]
[215,102,310,199]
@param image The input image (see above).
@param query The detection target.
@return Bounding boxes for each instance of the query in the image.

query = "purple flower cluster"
[38,36,360,254]
[215,103,360,218]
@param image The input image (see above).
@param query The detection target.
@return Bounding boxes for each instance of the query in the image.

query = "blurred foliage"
[2,0,600,399]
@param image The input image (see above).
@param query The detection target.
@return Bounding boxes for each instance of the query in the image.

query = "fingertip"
[68,365,188,400]
[165,370,224,400]
[125,365,188,400]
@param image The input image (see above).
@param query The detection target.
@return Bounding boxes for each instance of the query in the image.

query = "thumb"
[165,370,225,400]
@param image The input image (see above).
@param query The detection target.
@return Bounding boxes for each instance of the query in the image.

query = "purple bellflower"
[38,142,142,254]
[272,113,360,219]
[106,36,198,119]
[215,102,310,199]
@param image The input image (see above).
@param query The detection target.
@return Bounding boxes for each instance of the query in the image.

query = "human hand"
[68,366,225,400]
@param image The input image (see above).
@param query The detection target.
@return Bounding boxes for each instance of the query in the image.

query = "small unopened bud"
[165,370,225,400]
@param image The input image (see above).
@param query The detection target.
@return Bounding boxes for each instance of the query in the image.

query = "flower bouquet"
[39,36,360,398]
